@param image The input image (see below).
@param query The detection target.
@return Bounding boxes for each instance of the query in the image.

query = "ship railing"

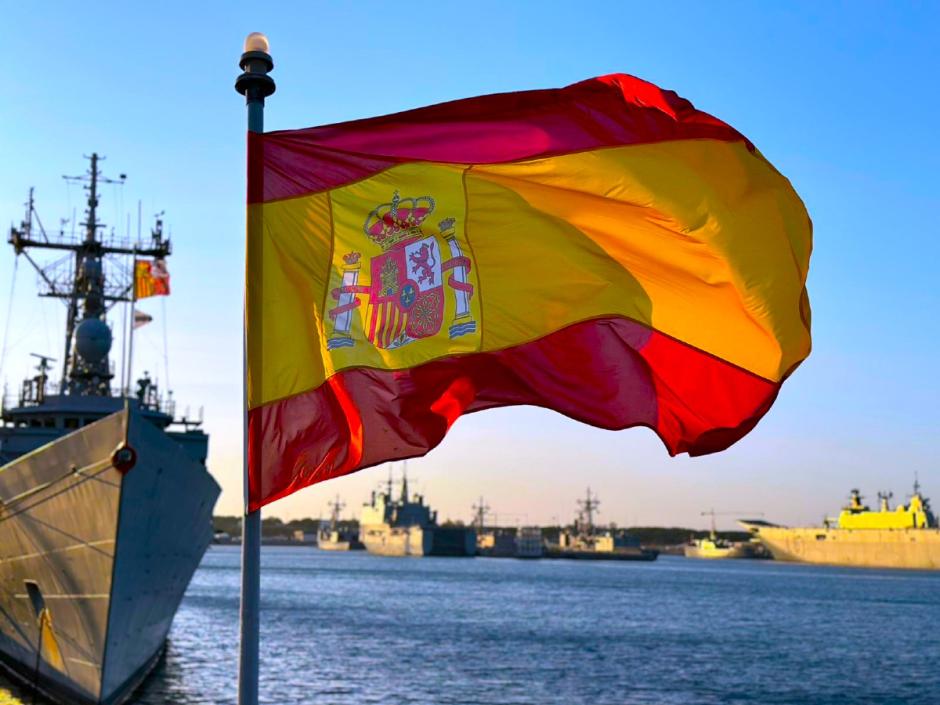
[172,404,204,430]
[112,385,177,417]
[13,229,147,252]
[16,375,60,407]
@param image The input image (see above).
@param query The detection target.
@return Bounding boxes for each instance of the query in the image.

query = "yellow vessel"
[740,484,940,570]
[685,509,764,559]
[684,533,760,559]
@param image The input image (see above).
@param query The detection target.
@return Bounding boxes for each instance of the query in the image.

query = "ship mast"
[472,496,490,535]
[328,495,345,530]
[8,154,171,397]
[576,487,600,540]
[400,461,409,503]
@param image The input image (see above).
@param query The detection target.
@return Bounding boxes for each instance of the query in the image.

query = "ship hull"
[360,525,476,557]
[0,408,219,704]
[318,540,351,551]
[753,527,940,570]
[361,525,432,557]
[317,535,364,551]
[543,548,659,561]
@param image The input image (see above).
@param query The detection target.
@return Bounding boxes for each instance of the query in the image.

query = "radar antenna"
[8,154,171,396]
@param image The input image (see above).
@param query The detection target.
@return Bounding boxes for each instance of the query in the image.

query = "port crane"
[701,509,763,537]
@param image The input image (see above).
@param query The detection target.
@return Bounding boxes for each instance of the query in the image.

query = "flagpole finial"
[243,32,269,54]
[236,32,275,103]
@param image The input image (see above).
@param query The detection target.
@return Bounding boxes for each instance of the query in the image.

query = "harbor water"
[2,546,938,705]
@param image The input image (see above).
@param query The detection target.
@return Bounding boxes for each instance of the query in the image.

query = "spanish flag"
[247,74,811,510]
[134,258,171,299]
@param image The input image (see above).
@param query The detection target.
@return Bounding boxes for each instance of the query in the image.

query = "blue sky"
[1,1,937,528]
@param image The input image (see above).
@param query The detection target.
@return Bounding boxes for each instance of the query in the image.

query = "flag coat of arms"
[327,192,475,351]
[245,74,812,510]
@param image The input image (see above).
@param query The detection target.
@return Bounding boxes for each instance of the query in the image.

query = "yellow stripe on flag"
[247,139,810,409]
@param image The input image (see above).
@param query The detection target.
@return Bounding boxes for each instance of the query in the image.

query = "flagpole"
[125,247,137,394]
[235,32,275,705]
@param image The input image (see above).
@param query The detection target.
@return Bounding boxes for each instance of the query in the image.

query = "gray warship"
[545,488,658,561]
[359,467,475,557]
[317,496,364,551]
[0,155,220,704]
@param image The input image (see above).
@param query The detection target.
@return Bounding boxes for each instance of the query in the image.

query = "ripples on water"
[3,547,938,704]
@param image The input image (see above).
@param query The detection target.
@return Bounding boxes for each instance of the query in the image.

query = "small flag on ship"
[245,73,813,510]
[133,309,153,329]
[134,258,170,299]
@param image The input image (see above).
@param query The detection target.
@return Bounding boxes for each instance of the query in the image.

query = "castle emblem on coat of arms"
[327,191,476,350]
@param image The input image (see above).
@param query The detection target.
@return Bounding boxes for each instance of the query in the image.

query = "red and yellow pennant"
[134,258,170,299]
[246,74,812,510]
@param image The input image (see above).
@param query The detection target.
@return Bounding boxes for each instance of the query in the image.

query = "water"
[2,548,938,704]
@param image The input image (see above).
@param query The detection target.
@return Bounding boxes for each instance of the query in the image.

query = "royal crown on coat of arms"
[363,191,436,250]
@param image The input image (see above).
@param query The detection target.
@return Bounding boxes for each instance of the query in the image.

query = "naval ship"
[317,496,364,551]
[0,155,220,704]
[740,484,940,570]
[359,467,475,557]
[545,488,658,561]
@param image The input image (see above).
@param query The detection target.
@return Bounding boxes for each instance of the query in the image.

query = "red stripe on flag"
[248,74,749,203]
[247,316,776,510]
[367,303,378,345]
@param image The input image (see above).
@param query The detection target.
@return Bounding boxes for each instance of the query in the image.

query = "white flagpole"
[235,32,275,705]
[125,245,138,394]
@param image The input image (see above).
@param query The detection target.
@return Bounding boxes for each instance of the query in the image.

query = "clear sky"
[1,1,937,530]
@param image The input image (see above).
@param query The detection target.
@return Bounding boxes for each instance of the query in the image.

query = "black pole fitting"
[235,51,276,102]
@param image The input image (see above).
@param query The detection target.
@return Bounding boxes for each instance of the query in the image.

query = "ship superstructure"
[0,155,220,704]
[547,488,658,561]
[358,466,475,557]
[741,485,940,570]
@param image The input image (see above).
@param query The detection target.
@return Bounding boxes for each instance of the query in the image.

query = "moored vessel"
[0,156,220,703]
[684,510,763,559]
[358,466,475,557]
[317,495,364,551]
[545,488,658,562]
[684,535,761,559]
[740,484,940,570]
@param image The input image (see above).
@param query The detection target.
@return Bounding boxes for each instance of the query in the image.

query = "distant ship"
[0,156,220,704]
[684,533,761,560]
[359,467,475,557]
[685,509,763,559]
[740,484,940,570]
[317,495,364,551]
[471,499,544,559]
[545,488,658,562]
